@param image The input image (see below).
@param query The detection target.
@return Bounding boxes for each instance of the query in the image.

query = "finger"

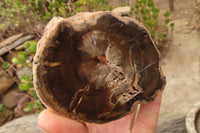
[86,111,136,133]
[132,91,162,133]
[37,109,89,133]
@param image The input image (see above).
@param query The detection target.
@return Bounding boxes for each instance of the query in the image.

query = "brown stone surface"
[0,106,13,126]
[2,87,24,109]
[33,12,165,123]
[0,73,15,95]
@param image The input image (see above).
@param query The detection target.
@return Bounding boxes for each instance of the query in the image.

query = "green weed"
[131,0,174,48]
[0,104,3,114]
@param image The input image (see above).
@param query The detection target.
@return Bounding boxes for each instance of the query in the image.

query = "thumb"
[37,109,89,133]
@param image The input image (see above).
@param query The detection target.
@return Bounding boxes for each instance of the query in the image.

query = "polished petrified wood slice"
[33,11,165,123]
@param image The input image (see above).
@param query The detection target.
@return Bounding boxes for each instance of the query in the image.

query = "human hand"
[37,92,162,133]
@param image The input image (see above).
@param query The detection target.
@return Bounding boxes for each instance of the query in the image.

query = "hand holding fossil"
[37,92,162,133]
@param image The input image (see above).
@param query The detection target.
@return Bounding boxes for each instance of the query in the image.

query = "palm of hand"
[38,92,162,133]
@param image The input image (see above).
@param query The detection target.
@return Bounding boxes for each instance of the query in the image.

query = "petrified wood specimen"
[33,11,165,123]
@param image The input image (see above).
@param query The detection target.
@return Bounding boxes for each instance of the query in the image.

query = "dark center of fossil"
[77,30,135,90]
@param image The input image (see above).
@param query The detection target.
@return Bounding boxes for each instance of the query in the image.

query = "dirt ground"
[154,0,200,127]
[160,20,200,116]
[154,0,195,20]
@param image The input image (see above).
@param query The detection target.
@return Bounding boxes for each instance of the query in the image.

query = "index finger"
[131,91,162,133]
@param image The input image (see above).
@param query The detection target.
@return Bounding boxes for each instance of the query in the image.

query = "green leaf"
[18,75,33,92]
[12,57,20,64]
[24,41,37,54]
[19,83,29,91]
[163,34,167,37]
[19,83,33,91]
[68,12,71,17]
[134,11,139,15]
[152,12,158,19]
[164,11,170,17]
[15,1,20,7]
[29,42,37,54]
[21,75,31,83]
[0,104,3,112]
[75,1,83,7]
[146,20,154,28]
[165,19,170,24]
[158,33,164,39]
[32,91,38,99]
[147,0,154,7]
[152,7,159,12]
[141,8,146,14]
[141,0,147,5]
[17,51,27,63]
[0,23,6,30]
[170,23,175,31]
[23,103,33,112]
[136,0,142,3]
[142,15,148,20]
[24,42,30,50]
[76,7,83,12]
[1,62,10,69]
[33,100,42,108]
[135,3,141,9]
[170,23,175,27]
[130,7,134,11]
[12,51,27,65]
[151,30,156,38]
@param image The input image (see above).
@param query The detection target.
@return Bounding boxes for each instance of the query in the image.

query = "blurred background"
[0,0,199,132]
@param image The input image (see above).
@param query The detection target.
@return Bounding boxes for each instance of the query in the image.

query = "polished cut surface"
[33,11,165,123]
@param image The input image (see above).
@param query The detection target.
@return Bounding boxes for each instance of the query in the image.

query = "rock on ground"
[156,114,187,133]
[0,73,15,95]
[112,6,130,16]
[2,87,24,109]
[0,115,43,133]
[0,107,13,126]
[185,101,200,133]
